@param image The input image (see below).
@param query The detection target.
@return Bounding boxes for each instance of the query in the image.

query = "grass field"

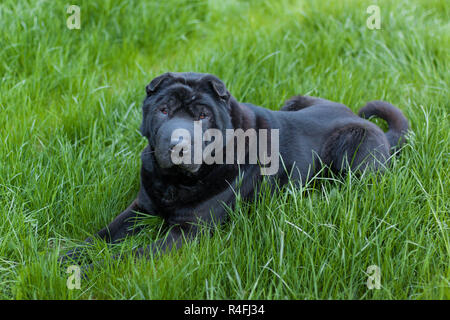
[0,0,448,299]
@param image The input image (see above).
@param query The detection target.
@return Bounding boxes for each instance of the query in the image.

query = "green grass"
[0,0,448,299]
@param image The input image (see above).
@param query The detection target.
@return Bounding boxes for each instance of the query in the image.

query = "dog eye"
[159,106,168,115]
[199,112,208,120]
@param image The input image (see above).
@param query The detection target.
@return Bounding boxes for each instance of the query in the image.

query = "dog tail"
[358,101,409,150]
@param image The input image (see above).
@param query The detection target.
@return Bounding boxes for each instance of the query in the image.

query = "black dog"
[61,72,408,263]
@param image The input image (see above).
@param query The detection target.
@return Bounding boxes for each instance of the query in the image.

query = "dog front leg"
[60,199,149,264]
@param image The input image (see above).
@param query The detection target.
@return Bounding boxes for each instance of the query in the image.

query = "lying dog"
[61,72,408,263]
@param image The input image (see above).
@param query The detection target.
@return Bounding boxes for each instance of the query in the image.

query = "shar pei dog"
[61,72,408,264]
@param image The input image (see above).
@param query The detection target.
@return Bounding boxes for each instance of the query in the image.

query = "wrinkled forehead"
[169,72,224,86]
[169,73,225,93]
[153,79,222,107]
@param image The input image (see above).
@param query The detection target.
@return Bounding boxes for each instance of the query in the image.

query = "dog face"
[140,72,233,174]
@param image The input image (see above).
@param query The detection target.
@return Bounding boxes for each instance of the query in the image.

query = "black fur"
[60,73,409,265]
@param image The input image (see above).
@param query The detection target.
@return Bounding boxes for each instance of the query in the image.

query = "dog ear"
[209,79,230,101]
[146,73,173,96]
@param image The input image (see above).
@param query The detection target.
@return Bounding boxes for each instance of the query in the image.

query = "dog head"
[140,72,235,174]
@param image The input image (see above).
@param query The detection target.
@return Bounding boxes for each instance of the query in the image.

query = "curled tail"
[358,101,409,150]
